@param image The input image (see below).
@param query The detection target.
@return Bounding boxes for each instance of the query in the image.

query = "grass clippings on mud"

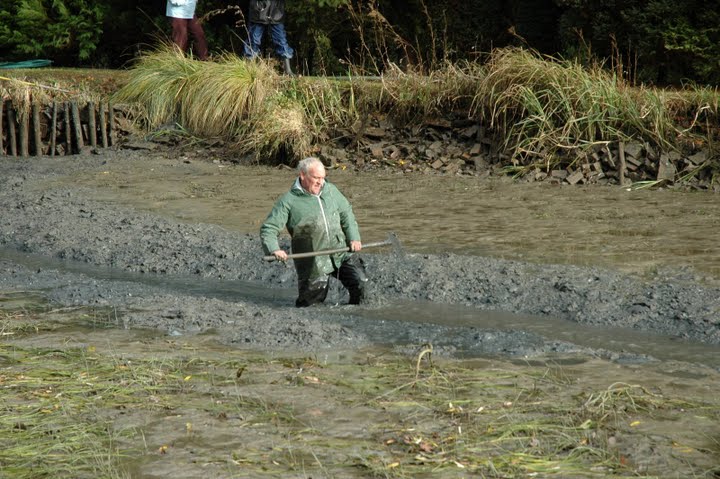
[0,295,718,478]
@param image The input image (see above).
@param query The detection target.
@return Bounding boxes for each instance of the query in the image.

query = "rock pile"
[317,114,719,191]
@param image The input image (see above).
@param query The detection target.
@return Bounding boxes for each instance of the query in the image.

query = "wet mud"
[0,148,719,369]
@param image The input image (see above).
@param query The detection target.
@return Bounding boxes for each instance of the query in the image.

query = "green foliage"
[0,0,106,64]
[554,0,720,85]
[2,0,720,86]
[312,0,348,6]
[636,2,720,84]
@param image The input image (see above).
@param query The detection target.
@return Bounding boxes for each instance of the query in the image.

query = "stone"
[566,170,584,185]
[472,156,488,170]
[688,151,707,165]
[364,126,386,139]
[430,159,444,169]
[623,141,644,158]
[444,162,461,174]
[368,143,384,158]
[429,140,443,152]
[657,154,677,181]
[460,124,479,139]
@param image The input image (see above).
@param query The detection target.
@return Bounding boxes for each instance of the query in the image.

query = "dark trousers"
[296,256,368,307]
[243,23,294,59]
[171,16,208,60]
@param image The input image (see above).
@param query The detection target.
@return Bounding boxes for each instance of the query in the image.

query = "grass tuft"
[111,46,720,180]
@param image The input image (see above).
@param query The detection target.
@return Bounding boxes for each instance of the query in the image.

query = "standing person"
[243,0,294,75]
[261,157,368,307]
[166,0,209,60]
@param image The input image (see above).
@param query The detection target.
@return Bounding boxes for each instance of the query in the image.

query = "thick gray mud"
[1,149,719,368]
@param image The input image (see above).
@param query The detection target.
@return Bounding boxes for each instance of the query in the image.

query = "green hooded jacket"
[260,179,361,280]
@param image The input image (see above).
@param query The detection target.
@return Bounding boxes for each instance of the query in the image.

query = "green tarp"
[0,60,52,69]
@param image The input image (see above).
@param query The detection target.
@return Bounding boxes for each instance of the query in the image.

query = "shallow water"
[4,244,720,370]
[4,156,720,478]
[64,160,720,283]
[357,301,720,370]
[8,157,710,366]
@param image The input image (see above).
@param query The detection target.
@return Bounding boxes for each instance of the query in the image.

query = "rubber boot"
[283,57,294,76]
[338,257,368,305]
[296,277,329,307]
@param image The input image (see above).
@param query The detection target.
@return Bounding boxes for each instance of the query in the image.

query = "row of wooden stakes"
[0,100,116,157]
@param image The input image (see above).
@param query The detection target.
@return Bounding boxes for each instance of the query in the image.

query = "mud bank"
[0,149,718,366]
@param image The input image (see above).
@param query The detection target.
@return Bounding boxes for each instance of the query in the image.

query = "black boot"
[338,256,368,305]
[282,57,294,76]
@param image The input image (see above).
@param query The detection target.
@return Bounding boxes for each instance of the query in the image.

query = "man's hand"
[350,240,362,252]
[273,249,288,261]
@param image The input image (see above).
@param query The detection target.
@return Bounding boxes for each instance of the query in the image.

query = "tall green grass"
[113,46,720,170]
[473,48,682,163]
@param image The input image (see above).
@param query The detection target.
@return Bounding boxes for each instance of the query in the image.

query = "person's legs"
[296,276,330,307]
[243,23,265,58]
[170,17,189,52]
[269,23,294,59]
[338,256,368,305]
[187,16,208,60]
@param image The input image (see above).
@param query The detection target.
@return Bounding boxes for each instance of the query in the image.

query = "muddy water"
[5,243,720,369]
[358,301,720,370]
[6,157,719,478]
[65,159,720,283]
[16,157,713,368]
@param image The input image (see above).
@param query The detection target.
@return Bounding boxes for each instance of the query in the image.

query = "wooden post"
[70,101,84,153]
[87,101,97,148]
[64,102,71,155]
[50,101,58,157]
[0,99,4,156]
[19,108,29,157]
[7,105,17,156]
[99,102,108,148]
[107,103,114,147]
[618,141,629,187]
[32,103,42,156]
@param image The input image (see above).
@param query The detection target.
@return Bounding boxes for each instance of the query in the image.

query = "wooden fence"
[0,100,118,157]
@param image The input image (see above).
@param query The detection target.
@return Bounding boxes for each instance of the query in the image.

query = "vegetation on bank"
[2,46,719,186]
[109,46,720,186]
[1,296,718,478]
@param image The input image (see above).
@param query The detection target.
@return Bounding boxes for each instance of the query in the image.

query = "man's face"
[299,164,326,195]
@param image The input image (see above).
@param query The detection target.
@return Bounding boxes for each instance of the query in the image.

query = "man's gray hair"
[297,157,323,174]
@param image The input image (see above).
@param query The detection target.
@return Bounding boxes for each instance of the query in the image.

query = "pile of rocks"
[316,114,719,190]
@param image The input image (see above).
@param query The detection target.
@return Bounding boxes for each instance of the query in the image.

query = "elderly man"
[261,157,368,307]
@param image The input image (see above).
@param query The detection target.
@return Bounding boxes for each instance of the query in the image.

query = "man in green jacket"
[261,157,368,307]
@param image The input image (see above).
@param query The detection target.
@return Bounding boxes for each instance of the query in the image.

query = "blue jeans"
[243,23,293,59]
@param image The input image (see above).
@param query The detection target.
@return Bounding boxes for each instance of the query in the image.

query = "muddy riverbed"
[1,147,719,358]
[1,147,719,477]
